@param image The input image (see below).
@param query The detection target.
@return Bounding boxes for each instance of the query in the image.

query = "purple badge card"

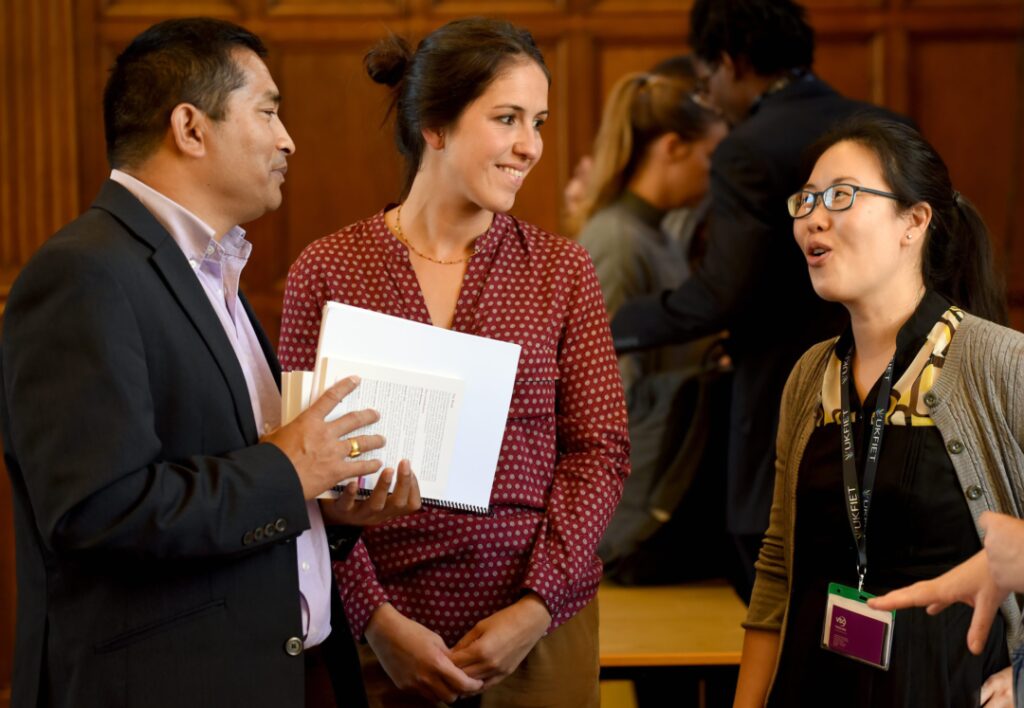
[828,604,886,664]
[821,588,894,670]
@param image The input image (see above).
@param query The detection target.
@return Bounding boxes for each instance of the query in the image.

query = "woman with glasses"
[734,116,1022,707]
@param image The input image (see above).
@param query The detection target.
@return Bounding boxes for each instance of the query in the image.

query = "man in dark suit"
[1,18,419,708]
[611,0,903,601]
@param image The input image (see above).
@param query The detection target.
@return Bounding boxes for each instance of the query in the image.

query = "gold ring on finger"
[348,439,361,458]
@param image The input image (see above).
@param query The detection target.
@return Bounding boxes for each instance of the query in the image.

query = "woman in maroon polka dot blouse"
[278,17,630,708]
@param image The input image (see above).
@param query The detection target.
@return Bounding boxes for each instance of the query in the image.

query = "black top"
[769,292,1008,707]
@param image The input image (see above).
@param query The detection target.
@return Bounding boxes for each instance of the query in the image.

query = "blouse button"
[923,391,938,407]
[965,485,983,501]
[947,439,965,455]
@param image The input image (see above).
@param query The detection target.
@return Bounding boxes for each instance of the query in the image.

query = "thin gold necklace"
[393,205,480,265]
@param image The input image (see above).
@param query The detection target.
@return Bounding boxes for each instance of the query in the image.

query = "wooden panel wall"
[1,3,80,701]
[1,0,1022,702]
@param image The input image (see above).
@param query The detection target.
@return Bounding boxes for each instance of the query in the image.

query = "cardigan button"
[284,637,303,656]
[947,439,965,455]
[965,485,983,501]
[275,518,288,533]
[923,391,938,407]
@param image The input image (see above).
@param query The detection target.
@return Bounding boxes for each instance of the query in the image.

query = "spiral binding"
[350,486,490,515]
[422,497,490,514]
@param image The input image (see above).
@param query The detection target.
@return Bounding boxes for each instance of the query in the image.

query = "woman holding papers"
[279,17,630,708]
[734,116,1022,708]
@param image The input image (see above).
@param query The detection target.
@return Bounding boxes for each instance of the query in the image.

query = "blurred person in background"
[610,0,906,601]
[572,60,733,588]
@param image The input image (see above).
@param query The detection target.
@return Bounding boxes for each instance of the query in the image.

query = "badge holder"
[821,582,894,670]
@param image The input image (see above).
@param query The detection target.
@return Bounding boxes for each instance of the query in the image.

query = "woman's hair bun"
[365,34,412,88]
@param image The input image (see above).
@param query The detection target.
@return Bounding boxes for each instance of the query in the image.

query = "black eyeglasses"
[787,184,900,218]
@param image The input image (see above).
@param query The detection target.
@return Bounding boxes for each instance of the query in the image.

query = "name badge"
[821,582,894,670]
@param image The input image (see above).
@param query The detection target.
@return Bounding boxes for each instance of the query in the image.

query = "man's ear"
[720,51,743,80]
[422,126,445,151]
[169,103,209,158]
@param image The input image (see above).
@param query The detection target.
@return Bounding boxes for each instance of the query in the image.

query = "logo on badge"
[836,615,847,628]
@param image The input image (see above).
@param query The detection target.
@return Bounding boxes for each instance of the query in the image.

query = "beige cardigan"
[745,313,1024,680]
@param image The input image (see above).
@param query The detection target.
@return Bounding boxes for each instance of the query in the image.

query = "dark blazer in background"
[1,181,359,707]
[612,75,906,537]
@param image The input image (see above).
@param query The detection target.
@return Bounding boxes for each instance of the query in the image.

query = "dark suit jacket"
[1,181,360,707]
[612,75,906,536]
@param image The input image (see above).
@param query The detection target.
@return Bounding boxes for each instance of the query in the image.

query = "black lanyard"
[839,349,895,591]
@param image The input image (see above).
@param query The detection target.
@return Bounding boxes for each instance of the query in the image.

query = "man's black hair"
[689,0,814,75]
[103,17,267,168]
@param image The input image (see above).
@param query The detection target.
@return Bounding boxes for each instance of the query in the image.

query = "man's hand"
[980,511,1024,592]
[449,593,551,691]
[320,460,421,527]
[263,376,385,499]
[868,550,1008,655]
[365,603,483,703]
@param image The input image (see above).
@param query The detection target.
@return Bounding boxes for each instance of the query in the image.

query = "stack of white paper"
[282,302,521,514]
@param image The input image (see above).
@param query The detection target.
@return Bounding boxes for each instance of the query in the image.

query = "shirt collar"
[109,169,250,270]
[619,191,668,233]
[748,69,812,117]
[835,290,952,376]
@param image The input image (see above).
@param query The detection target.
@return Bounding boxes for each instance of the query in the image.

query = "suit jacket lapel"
[92,180,260,444]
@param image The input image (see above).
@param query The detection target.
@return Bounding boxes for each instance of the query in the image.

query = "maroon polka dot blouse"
[279,210,630,645]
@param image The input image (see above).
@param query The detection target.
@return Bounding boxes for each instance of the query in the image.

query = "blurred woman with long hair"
[576,62,727,583]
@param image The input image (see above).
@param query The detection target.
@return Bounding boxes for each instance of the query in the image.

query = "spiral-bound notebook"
[282,302,521,514]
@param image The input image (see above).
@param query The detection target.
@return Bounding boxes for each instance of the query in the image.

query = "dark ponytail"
[934,191,1008,324]
[809,116,1008,324]
[364,18,549,200]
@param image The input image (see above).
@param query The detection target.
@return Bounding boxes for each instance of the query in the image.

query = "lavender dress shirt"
[110,170,333,648]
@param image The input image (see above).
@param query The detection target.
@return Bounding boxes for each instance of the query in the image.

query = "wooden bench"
[598,581,747,707]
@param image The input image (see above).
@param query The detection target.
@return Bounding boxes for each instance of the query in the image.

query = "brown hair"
[365,17,549,199]
[572,61,718,232]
